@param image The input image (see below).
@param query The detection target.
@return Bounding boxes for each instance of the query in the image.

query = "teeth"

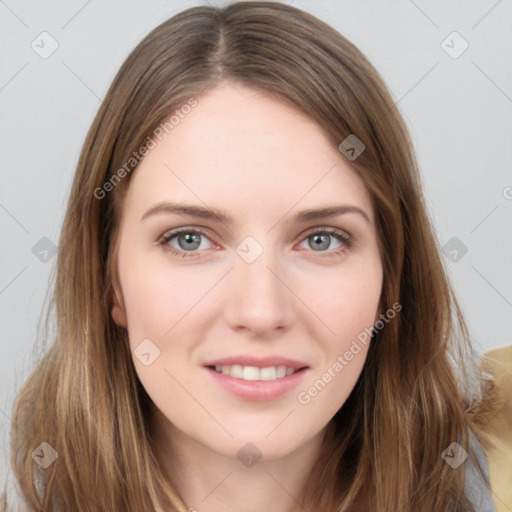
[212,364,300,381]
[230,364,243,378]
[276,366,287,378]
[242,366,260,380]
[260,367,276,380]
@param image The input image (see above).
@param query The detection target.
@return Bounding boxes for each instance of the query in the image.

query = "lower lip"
[205,367,308,401]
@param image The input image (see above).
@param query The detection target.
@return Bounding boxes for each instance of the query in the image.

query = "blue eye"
[158,227,352,259]
[158,227,212,258]
[299,228,352,255]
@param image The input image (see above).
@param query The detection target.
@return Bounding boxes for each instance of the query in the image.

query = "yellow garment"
[480,345,512,512]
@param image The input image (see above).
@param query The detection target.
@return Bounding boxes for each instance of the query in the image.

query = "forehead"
[121,82,374,225]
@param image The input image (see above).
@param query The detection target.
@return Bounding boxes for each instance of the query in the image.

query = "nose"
[222,243,294,336]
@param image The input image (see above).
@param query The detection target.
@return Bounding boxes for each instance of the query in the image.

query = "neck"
[150,408,330,512]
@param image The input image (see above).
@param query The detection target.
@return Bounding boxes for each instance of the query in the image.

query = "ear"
[111,284,128,328]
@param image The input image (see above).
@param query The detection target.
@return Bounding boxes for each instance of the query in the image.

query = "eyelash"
[157,227,353,259]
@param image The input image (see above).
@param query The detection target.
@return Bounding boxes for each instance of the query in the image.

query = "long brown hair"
[2,2,497,510]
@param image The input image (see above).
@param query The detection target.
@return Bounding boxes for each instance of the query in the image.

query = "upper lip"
[204,355,309,370]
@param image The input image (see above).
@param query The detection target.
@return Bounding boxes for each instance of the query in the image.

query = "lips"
[203,355,310,401]
[204,356,309,381]
[204,355,309,370]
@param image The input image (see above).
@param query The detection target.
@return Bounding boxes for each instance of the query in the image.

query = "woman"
[1,2,499,511]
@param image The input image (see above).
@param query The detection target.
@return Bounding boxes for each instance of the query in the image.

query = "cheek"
[119,251,210,341]
[294,259,381,410]
[301,260,383,344]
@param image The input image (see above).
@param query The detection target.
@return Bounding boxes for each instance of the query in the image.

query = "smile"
[210,364,299,381]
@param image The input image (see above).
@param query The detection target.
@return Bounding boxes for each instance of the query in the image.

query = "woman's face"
[111,82,383,461]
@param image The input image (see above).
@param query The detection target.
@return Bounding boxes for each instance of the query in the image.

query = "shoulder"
[478,345,512,509]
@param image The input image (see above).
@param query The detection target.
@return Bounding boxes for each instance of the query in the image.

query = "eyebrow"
[141,201,372,226]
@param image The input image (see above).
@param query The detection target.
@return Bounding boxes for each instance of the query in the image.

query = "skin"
[111,81,383,512]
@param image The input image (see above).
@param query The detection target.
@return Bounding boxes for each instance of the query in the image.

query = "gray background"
[1,0,511,490]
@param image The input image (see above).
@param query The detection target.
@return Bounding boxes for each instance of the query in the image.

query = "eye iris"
[310,234,330,251]
[178,232,201,250]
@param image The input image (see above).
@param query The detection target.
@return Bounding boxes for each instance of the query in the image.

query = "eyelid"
[299,225,352,241]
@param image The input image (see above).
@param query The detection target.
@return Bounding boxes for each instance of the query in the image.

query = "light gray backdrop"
[1,0,511,490]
